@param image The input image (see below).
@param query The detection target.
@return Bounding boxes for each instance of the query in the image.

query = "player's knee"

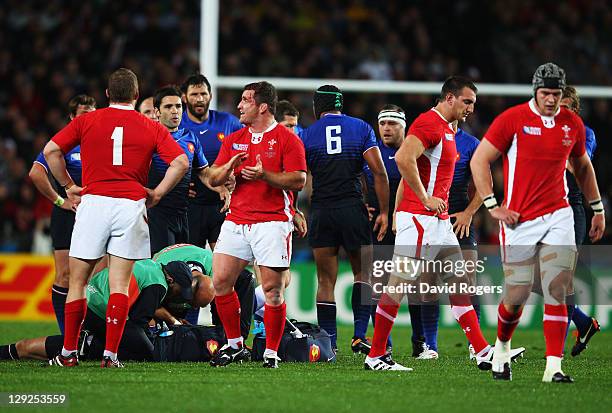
[540,245,575,305]
[503,284,532,305]
[54,267,70,287]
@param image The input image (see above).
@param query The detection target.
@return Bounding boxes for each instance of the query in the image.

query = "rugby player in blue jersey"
[301,85,389,353]
[180,74,242,250]
[29,95,96,334]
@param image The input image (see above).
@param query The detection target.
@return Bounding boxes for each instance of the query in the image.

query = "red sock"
[450,295,488,354]
[63,298,87,352]
[497,302,522,342]
[543,304,568,357]
[368,294,399,358]
[264,302,286,352]
[215,291,242,341]
[104,293,129,355]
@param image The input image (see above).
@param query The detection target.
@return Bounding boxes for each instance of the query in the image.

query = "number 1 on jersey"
[111,127,123,166]
[326,125,342,154]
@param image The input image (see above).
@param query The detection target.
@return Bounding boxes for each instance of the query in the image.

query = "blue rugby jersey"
[148,128,208,212]
[448,128,479,214]
[567,125,597,205]
[180,110,241,205]
[363,139,401,212]
[300,114,377,208]
[35,146,82,197]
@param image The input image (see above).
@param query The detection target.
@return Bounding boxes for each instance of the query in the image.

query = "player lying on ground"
[0,259,204,362]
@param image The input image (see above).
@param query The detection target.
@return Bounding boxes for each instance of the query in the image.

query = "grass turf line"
[0,322,610,413]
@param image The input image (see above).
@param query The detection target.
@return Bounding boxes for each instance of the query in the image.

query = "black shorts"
[50,206,76,250]
[188,203,226,247]
[308,204,372,251]
[148,207,190,254]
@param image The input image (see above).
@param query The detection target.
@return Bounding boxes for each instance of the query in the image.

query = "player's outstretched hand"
[373,213,388,241]
[589,213,605,243]
[228,152,249,170]
[219,189,231,213]
[293,210,308,237]
[450,210,473,239]
[489,206,520,226]
[145,187,162,208]
[365,203,376,221]
[66,185,83,207]
[241,154,264,181]
[424,196,447,215]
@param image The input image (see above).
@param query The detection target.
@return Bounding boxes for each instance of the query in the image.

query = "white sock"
[103,350,117,361]
[545,355,562,372]
[495,338,511,353]
[228,337,243,349]
[61,347,74,358]
[263,349,278,359]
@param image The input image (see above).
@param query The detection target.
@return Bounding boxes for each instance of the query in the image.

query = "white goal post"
[200,0,612,110]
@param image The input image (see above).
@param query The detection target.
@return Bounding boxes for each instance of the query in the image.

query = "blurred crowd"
[1,0,611,251]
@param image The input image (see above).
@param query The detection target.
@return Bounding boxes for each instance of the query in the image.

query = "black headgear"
[532,62,566,94]
[313,85,343,119]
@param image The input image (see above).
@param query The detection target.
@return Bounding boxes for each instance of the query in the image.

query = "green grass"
[0,322,610,413]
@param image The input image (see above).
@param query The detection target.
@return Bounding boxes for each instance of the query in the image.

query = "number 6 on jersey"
[111,126,123,166]
[325,125,342,154]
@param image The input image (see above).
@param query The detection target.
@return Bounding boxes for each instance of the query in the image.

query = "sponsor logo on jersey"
[309,343,321,362]
[232,143,249,151]
[251,133,263,144]
[523,126,541,135]
[444,133,454,141]
[187,142,195,153]
[217,132,225,141]
[199,129,208,134]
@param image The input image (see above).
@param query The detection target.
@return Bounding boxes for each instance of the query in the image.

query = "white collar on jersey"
[430,108,453,128]
[249,121,278,135]
[109,103,135,110]
[528,98,560,118]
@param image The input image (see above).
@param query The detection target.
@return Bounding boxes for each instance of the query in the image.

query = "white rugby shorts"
[499,206,576,263]
[70,194,150,260]
[214,220,293,268]
[394,212,459,260]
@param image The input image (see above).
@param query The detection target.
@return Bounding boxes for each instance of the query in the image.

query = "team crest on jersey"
[232,143,249,151]
[561,125,572,146]
[523,126,541,135]
[268,139,277,150]
[444,133,454,141]
[251,133,263,144]
[217,133,225,141]
[187,142,195,153]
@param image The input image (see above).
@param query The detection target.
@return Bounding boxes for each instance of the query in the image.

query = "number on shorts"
[325,125,342,154]
[111,127,124,166]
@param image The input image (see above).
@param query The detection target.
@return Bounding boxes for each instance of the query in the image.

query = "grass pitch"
[0,322,610,412]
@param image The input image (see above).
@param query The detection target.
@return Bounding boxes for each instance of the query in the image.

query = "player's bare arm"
[569,152,605,242]
[392,178,404,234]
[470,139,520,225]
[363,146,390,241]
[208,152,248,187]
[43,140,83,206]
[450,179,482,239]
[395,135,446,214]
[146,153,189,208]
[197,166,231,212]
[29,162,76,212]
[241,154,306,191]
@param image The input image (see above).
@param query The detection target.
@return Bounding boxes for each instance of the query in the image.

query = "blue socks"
[51,285,68,335]
[421,300,440,351]
[317,301,337,348]
[352,282,372,340]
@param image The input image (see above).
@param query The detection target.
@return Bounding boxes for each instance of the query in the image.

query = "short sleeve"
[484,110,516,153]
[214,133,234,167]
[362,123,377,153]
[585,127,596,159]
[192,134,208,169]
[407,115,442,148]
[51,116,82,153]
[282,133,307,173]
[155,123,184,164]
[34,150,48,170]
[570,116,586,158]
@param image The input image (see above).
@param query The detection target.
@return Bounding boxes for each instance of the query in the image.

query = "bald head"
[191,272,215,308]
